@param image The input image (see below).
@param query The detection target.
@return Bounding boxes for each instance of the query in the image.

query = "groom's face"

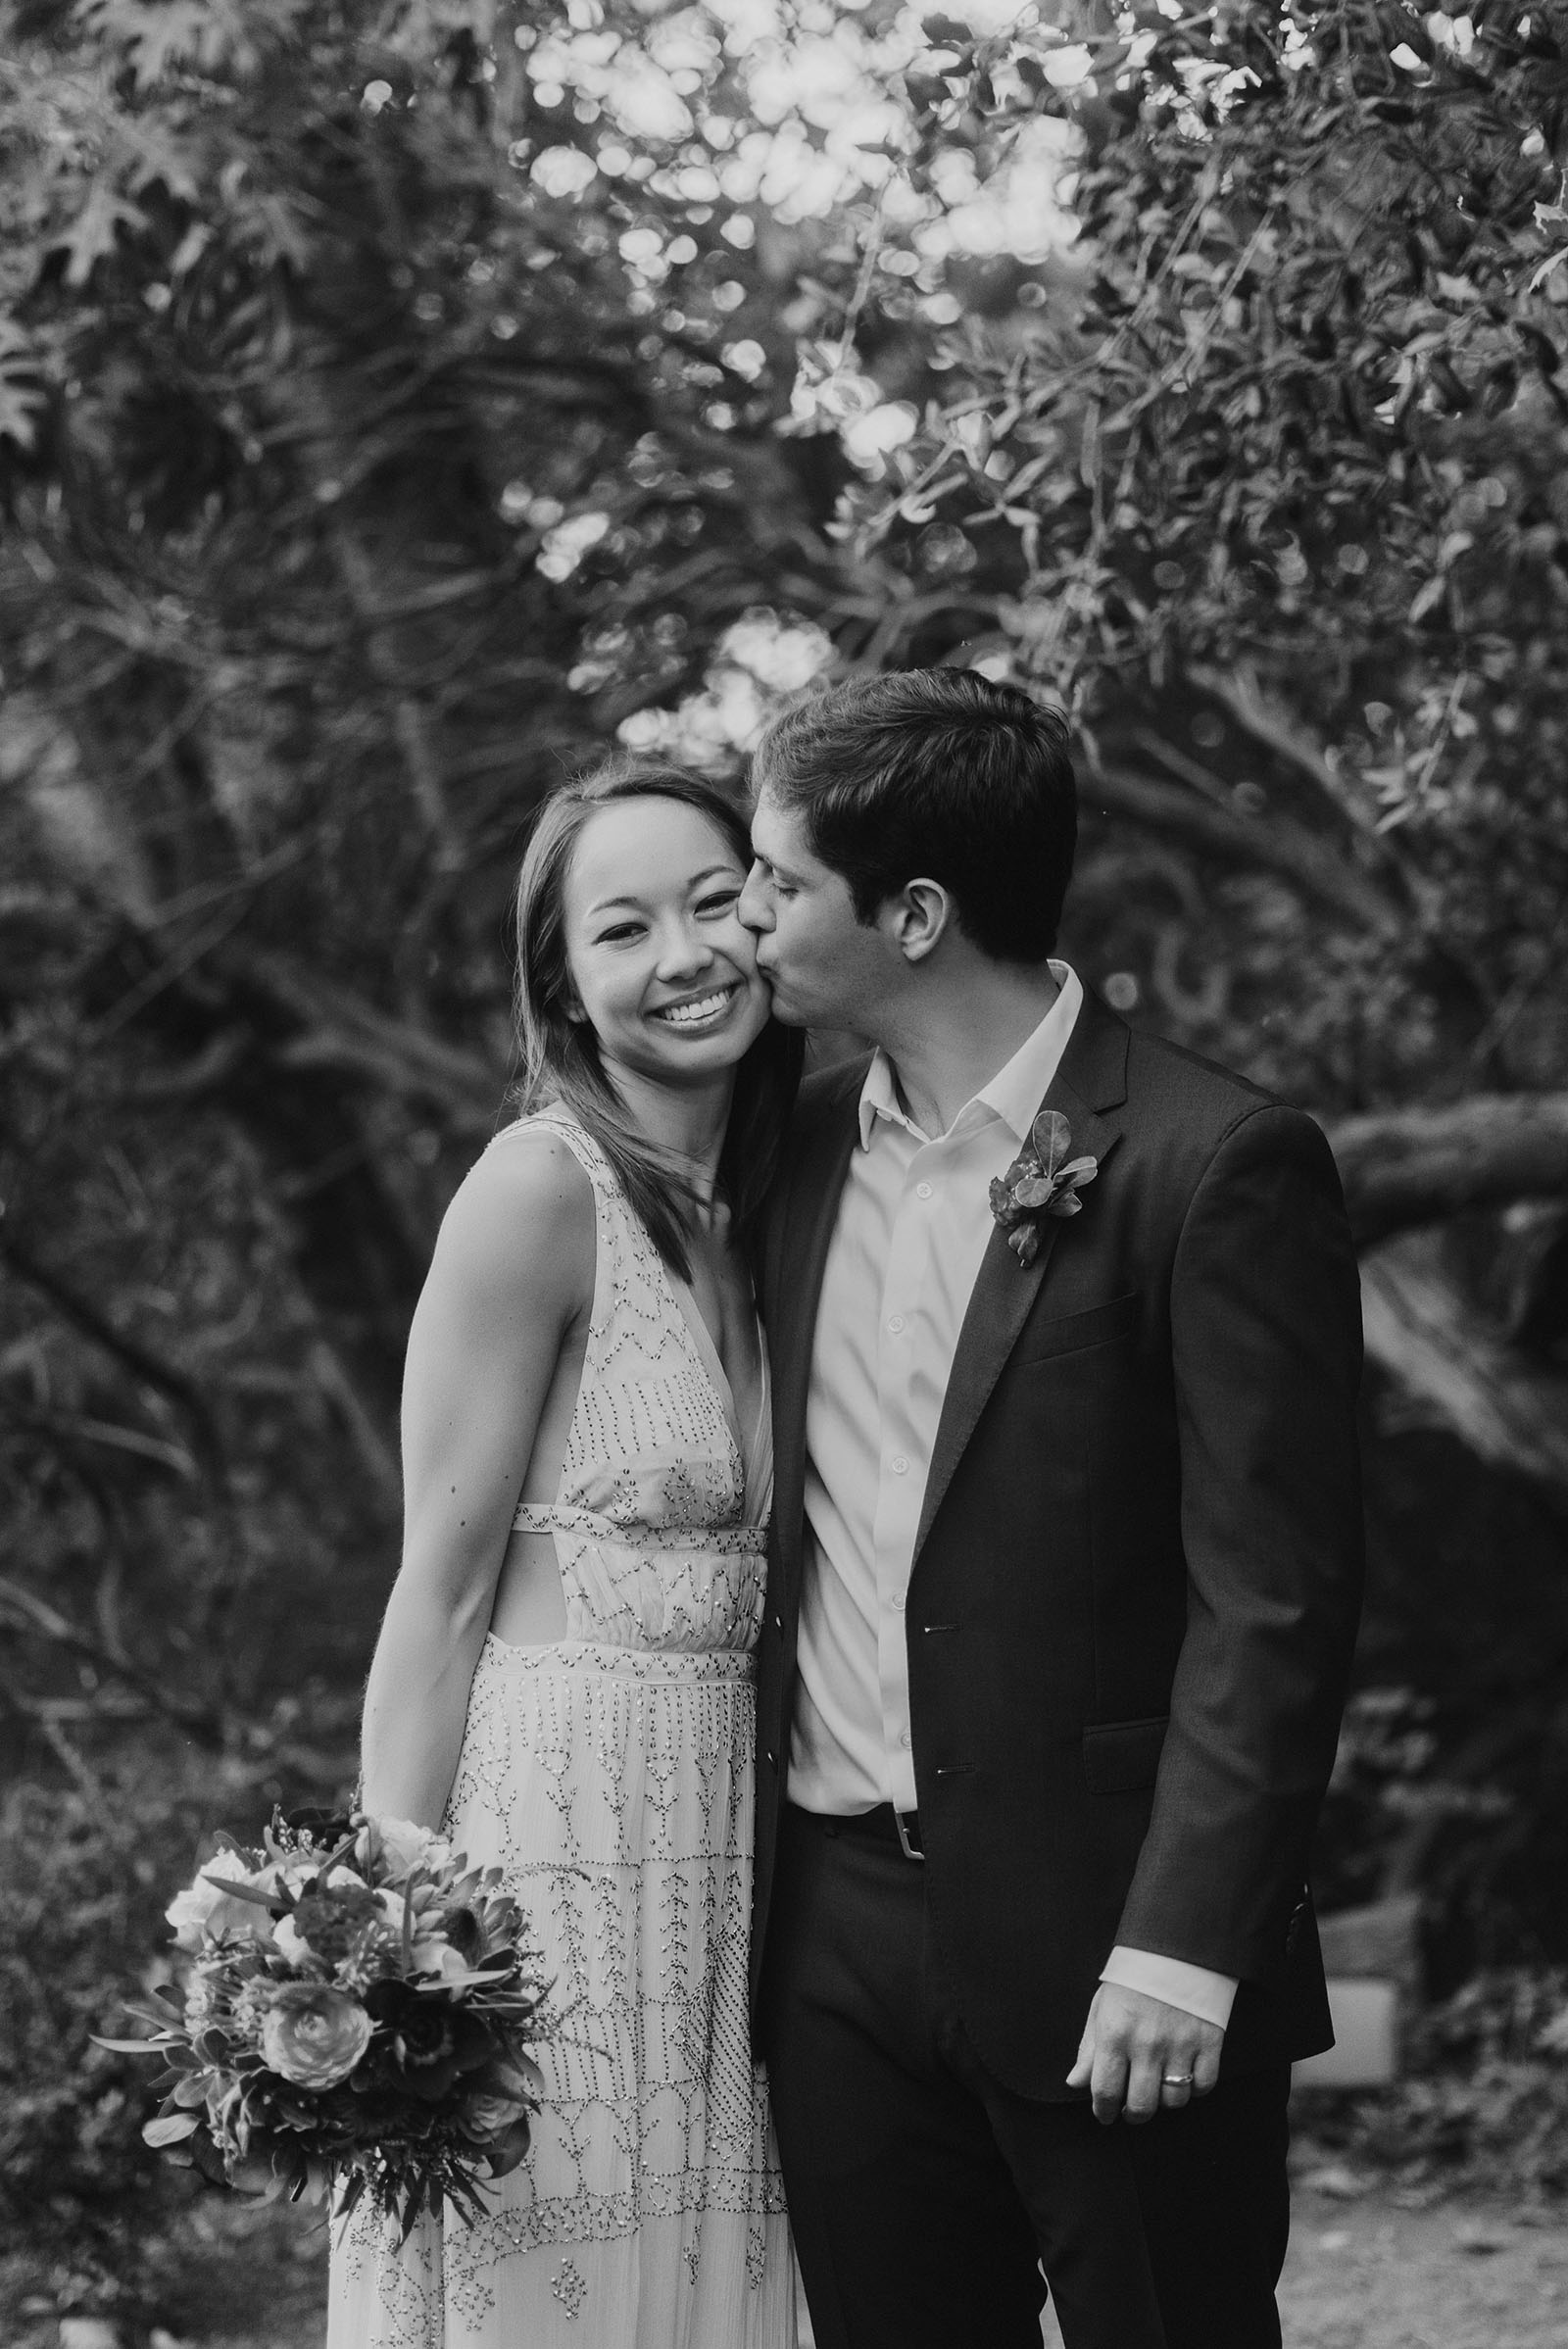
[741,791,891,1034]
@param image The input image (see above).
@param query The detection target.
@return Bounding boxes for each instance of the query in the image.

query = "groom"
[738,669,1364,2349]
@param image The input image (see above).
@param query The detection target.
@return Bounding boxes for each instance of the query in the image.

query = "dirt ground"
[1278,2184,1568,2349]
[9,2178,1566,2349]
[1045,2181,1568,2349]
[1042,2183,1568,2349]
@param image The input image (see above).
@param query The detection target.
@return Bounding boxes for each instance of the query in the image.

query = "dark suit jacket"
[751,989,1365,2100]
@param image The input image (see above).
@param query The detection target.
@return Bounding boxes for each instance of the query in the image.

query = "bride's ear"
[883,878,953,965]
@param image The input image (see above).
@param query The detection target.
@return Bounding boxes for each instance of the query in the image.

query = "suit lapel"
[911,995,1130,1566]
[768,1070,863,1605]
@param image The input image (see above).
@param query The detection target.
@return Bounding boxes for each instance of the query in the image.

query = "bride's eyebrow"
[587,863,738,915]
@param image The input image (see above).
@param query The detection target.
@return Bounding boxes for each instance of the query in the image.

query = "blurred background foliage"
[2,0,1567,2309]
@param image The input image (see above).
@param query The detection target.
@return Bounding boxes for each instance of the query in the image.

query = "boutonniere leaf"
[988,1110,1099,1267]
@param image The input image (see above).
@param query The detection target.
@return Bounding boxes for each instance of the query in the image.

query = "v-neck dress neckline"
[661,1271,772,1529]
[500,1105,773,1546]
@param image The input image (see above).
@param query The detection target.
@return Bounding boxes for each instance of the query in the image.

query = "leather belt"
[791,1801,925,1861]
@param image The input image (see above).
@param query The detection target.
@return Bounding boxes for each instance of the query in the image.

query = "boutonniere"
[988,1110,1099,1267]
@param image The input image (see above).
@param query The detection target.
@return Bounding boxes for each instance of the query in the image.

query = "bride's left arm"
[359,1135,594,1828]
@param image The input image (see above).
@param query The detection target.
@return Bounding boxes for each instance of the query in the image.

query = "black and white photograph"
[2,2,1567,2345]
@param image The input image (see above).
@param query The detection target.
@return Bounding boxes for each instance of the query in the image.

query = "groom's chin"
[760,989,809,1029]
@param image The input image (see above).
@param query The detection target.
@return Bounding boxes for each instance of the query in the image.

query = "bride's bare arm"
[360,1132,595,1828]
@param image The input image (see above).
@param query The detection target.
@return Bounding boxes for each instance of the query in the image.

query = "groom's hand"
[1066,1983,1224,2126]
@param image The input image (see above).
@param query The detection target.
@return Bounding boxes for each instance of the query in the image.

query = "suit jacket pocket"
[1015,1291,1141,1366]
[1083,1714,1169,1793]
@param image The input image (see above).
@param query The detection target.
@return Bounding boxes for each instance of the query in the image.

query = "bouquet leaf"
[144,2111,202,2147]
[199,1871,280,1909]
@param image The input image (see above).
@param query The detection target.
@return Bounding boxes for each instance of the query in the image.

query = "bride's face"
[561,796,772,1091]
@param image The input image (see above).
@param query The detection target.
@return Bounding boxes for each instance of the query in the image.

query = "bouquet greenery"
[99,1809,550,2233]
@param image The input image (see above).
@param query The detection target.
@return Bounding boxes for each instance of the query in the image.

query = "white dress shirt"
[788,964,1236,2031]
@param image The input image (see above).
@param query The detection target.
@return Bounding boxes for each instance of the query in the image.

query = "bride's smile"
[650,981,744,1027]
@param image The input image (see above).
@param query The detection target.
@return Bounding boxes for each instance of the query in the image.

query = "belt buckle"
[894,1807,924,1862]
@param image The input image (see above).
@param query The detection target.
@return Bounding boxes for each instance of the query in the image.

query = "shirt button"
[900,1731,912,1748]
[915,1181,934,1200]
[890,1591,906,1612]
[887,1314,906,1335]
[890,1454,909,1475]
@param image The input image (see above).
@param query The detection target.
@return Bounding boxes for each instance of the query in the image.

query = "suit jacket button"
[772,1612,784,1633]
[765,1749,777,1770]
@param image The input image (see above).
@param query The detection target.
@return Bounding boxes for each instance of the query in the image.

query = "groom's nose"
[738,861,773,934]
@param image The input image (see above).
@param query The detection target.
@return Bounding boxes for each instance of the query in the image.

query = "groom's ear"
[882,878,953,965]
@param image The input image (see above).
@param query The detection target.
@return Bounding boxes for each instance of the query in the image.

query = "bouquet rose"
[100,1808,550,2234]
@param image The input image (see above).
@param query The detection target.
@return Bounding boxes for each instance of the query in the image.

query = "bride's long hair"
[511,758,803,1282]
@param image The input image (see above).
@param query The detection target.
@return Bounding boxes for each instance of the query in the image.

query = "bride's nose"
[654,915,714,981]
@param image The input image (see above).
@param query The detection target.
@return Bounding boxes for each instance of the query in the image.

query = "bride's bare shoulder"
[429,1119,596,1305]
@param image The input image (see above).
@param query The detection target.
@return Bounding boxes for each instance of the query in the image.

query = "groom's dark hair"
[750,668,1076,962]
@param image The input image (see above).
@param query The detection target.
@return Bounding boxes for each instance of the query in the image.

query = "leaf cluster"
[857,0,1568,1110]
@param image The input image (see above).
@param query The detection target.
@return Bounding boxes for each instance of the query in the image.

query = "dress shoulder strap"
[488,1108,614,1200]
[487,1110,659,1370]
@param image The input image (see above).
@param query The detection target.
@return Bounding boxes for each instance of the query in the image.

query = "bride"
[328,759,802,2347]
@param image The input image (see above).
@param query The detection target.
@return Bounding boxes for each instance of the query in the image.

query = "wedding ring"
[1161,2073,1194,2086]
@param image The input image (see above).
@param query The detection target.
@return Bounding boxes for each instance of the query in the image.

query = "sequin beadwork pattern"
[326,1112,795,2349]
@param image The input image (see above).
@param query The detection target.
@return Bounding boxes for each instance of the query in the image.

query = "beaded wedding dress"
[327,1111,795,2349]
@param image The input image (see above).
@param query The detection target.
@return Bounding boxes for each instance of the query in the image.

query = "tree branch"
[1359,1232,1568,1494]
[307,1338,402,1510]
[1185,661,1389,844]
[0,1575,226,1746]
[0,1234,224,1462]
[1090,762,1402,933]
[220,945,502,1131]
[7,1403,197,1482]
[1328,1094,1568,1246]
[286,373,464,869]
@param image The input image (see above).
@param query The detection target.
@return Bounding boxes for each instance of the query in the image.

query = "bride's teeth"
[658,988,733,1026]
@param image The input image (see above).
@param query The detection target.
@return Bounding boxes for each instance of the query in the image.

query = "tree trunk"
[1358,1231,1568,1494]
[1329,1095,1568,1245]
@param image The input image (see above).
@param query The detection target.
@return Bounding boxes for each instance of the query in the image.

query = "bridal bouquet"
[99,1809,550,2233]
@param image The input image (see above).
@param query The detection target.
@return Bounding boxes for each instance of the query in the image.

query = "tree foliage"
[0,0,854,1749]
[845,0,1568,1110]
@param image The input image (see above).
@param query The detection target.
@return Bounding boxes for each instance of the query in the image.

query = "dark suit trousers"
[760,1806,1292,2349]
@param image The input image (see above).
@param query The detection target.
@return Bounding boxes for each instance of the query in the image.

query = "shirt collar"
[857,961,1084,1151]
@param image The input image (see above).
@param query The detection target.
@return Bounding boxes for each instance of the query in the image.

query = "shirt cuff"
[1100,1946,1238,2031]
